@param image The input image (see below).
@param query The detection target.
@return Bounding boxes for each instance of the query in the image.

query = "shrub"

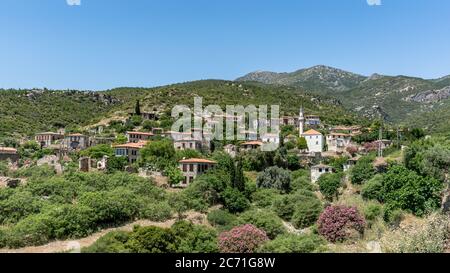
[138,201,173,222]
[171,221,218,253]
[291,174,314,192]
[237,209,286,239]
[83,231,131,253]
[318,173,342,201]
[361,174,383,201]
[222,187,250,213]
[207,209,237,229]
[291,198,323,229]
[250,189,280,208]
[259,233,327,253]
[0,191,45,224]
[256,166,291,193]
[7,214,54,248]
[350,156,376,185]
[44,204,97,239]
[272,191,318,221]
[363,203,383,226]
[125,225,177,253]
[218,224,269,253]
[317,206,366,242]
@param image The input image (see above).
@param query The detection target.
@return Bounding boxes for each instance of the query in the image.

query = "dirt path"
[0,211,208,254]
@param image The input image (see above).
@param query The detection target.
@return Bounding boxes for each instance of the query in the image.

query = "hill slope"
[0,80,364,138]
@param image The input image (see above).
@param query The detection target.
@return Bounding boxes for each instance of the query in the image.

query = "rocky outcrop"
[405,86,450,103]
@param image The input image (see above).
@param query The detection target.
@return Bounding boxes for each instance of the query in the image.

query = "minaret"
[299,106,305,136]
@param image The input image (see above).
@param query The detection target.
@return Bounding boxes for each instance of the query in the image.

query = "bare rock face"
[405,86,450,104]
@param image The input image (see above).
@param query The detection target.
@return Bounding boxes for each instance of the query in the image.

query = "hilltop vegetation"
[0,80,364,140]
[237,66,450,134]
[0,89,118,138]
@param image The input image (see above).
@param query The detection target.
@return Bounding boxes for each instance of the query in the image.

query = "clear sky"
[1,0,449,90]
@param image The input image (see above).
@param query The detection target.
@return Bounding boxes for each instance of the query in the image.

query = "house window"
[189,164,194,172]
[183,164,187,172]
[316,141,319,145]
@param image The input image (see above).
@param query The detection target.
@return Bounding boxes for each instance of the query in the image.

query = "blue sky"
[0,0,449,90]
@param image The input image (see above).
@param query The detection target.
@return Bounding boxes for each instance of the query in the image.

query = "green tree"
[256,166,291,193]
[135,100,141,116]
[297,137,308,150]
[259,234,326,253]
[350,156,376,185]
[80,144,114,159]
[221,187,250,213]
[318,173,343,201]
[380,165,442,217]
[237,209,286,239]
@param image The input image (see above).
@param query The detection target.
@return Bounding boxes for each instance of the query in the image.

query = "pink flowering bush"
[218,224,269,253]
[317,206,366,243]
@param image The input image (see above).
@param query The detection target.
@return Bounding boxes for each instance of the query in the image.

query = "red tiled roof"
[126,131,154,136]
[179,158,217,164]
[241,141,263,146]
[0,147,18,154]
[113,141,148,149]
[66,133,85,137]
[302,129,322,136]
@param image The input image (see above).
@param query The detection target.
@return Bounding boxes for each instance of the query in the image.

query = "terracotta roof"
[241,141,263,146]
[302,129,322,136]
[179,158,217,164]
[113,141,148,149]
[66,133,85,137]
[329,133,351,137]
[126,131,154,136]
[312,164,333,169]
[36,132,63,136]
[0,147,18,154]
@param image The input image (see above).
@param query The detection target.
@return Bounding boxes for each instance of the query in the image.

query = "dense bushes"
[350,155,376,185]
[207,209,237,231]
[361,174,383,200]
[259,234,326,253]
[84,221,218,253]
[272,191,322,229]
[237,209,286,239]
[380,165,442,217]
[0,170,174,248]
[256,167,291,193]
[317,206,366,242]
[219,224,269,253]
[221,187,250,213]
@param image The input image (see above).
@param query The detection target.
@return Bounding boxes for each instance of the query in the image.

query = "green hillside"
[0,89,118,138]
[0,80,364,139]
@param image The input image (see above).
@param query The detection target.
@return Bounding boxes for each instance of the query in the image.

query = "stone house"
[113,141,147,164]
[326,133,353,152]
[178,158,217,187]
[240,140,263,151]
[0,147,19,163]
[64,133,89,151]
[35,132,64,148]
[174,139,203,151]
[126,131,154,143]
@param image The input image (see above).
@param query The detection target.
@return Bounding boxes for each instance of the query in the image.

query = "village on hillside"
[1,103,394,189]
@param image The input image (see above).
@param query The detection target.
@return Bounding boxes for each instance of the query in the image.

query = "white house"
[302,129,324,153]
[311,164,333,183]
[261,133,280,144]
